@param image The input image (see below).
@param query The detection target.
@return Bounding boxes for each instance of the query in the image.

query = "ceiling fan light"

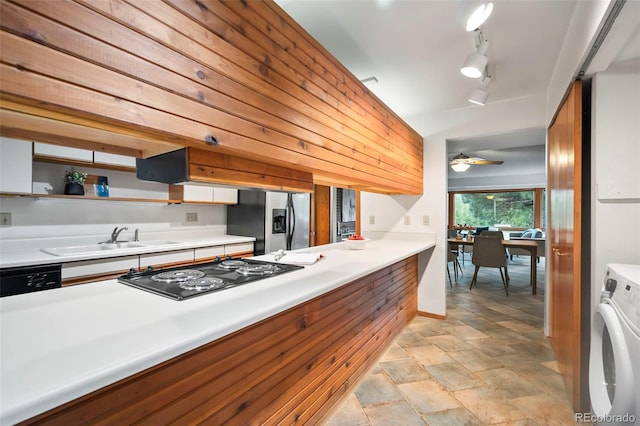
[451,163,471,172]
[460,52,487,78]
[468,88,489,105]
[465,2,494,31]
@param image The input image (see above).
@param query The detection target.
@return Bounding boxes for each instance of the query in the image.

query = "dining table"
[448,237,539,295]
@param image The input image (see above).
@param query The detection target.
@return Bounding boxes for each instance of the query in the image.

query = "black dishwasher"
[0,264,62,297]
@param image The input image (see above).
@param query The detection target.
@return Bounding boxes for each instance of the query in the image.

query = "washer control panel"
[606,264,640,335]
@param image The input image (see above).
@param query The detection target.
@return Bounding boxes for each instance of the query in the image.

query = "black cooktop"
[118,258,303,300]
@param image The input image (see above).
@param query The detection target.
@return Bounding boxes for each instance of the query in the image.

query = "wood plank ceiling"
[0,0,423,194]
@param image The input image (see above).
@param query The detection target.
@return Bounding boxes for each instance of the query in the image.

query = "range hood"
[136,147,314,193]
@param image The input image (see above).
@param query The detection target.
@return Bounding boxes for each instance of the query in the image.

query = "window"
[450,189,544,229]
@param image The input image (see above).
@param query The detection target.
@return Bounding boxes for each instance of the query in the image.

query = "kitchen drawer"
[225,242,254,256]
[139,249,194,269]
[62,256,139,280]
[194,246,225,261]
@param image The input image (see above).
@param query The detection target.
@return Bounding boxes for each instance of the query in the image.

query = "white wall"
[448,171,546,192]
[591,71,640,315]
[361,134,447,315]
[546,0,614,124]
[0,196,227,244]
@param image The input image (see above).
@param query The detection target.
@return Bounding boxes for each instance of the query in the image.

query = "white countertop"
[0,235,255,268]
[0,234,435,425]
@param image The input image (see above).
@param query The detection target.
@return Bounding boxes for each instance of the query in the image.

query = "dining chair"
[469,235,510,295]
[460,242,473,265]
[479,230,510,280]
[447,229,466,264]
[447,247,463,287]
[479,230,504,238]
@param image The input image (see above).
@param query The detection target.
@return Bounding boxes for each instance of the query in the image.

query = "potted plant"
[64,168,88,196]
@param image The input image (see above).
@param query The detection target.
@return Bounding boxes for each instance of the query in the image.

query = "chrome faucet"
[134,228,139,242]
[108,226,128,243]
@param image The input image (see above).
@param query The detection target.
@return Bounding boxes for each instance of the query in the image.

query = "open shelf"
[32,194,181,203]
[1,193,181,204]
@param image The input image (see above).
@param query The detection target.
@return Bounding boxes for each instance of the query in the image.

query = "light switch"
[369,215,375,225]
[423,215,430,226]
[404,215,410,225]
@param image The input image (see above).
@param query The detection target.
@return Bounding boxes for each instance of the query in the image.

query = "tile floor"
[324,255,580,425]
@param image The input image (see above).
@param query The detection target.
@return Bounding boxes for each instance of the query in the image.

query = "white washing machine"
[590,264,640,425]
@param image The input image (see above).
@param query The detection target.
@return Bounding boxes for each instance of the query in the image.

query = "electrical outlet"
[404,215,410,225]
[0,213,11,226]
[369,215,375,225]
[186,212,198,222]
[423,215,430,226]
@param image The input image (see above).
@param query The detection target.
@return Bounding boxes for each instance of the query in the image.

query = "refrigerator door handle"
[286,194,295,250]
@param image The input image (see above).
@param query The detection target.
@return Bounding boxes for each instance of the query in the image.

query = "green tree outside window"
[454,191,535,228]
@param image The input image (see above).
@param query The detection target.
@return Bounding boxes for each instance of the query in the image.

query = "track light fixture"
[463,2,494,32]
[461,30,488,78]
[468,74,491,105]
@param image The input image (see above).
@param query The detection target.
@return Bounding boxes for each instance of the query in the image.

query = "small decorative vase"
[64,183,85,196]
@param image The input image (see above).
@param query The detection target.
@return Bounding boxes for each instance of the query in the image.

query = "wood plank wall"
[188,147,314,192]
[314,184,332,245]
[0,0,423,195]
[21,256,418,425]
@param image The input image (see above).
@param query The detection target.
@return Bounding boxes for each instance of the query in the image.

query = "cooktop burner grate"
[151,269,205,283]
[235,264,280,276]
[179,277,226,291]
[218,260,248,270]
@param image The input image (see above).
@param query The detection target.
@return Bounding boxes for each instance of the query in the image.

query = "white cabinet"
[195,246,225,262]
[213,187,238,204]
[0,137,32,194]
[139,249,194,269]
[182,185,214,202]
[93,152,137,168]
[34,142,93,162]
[173,185,238,204]
[225,242,254,256]
[56,242,252,285]
[34,143,136,169]
[62,256,139,281]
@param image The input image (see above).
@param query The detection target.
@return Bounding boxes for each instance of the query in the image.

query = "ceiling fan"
[449,152,503,172]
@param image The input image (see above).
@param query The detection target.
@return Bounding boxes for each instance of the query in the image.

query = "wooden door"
[313,185,331,246]
[547,80,589,412]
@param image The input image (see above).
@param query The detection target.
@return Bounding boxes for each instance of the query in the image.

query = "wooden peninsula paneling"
[0,0,423,194]
[21,256,419,425]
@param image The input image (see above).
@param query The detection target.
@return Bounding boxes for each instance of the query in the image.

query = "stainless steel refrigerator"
[227,190,310,255]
